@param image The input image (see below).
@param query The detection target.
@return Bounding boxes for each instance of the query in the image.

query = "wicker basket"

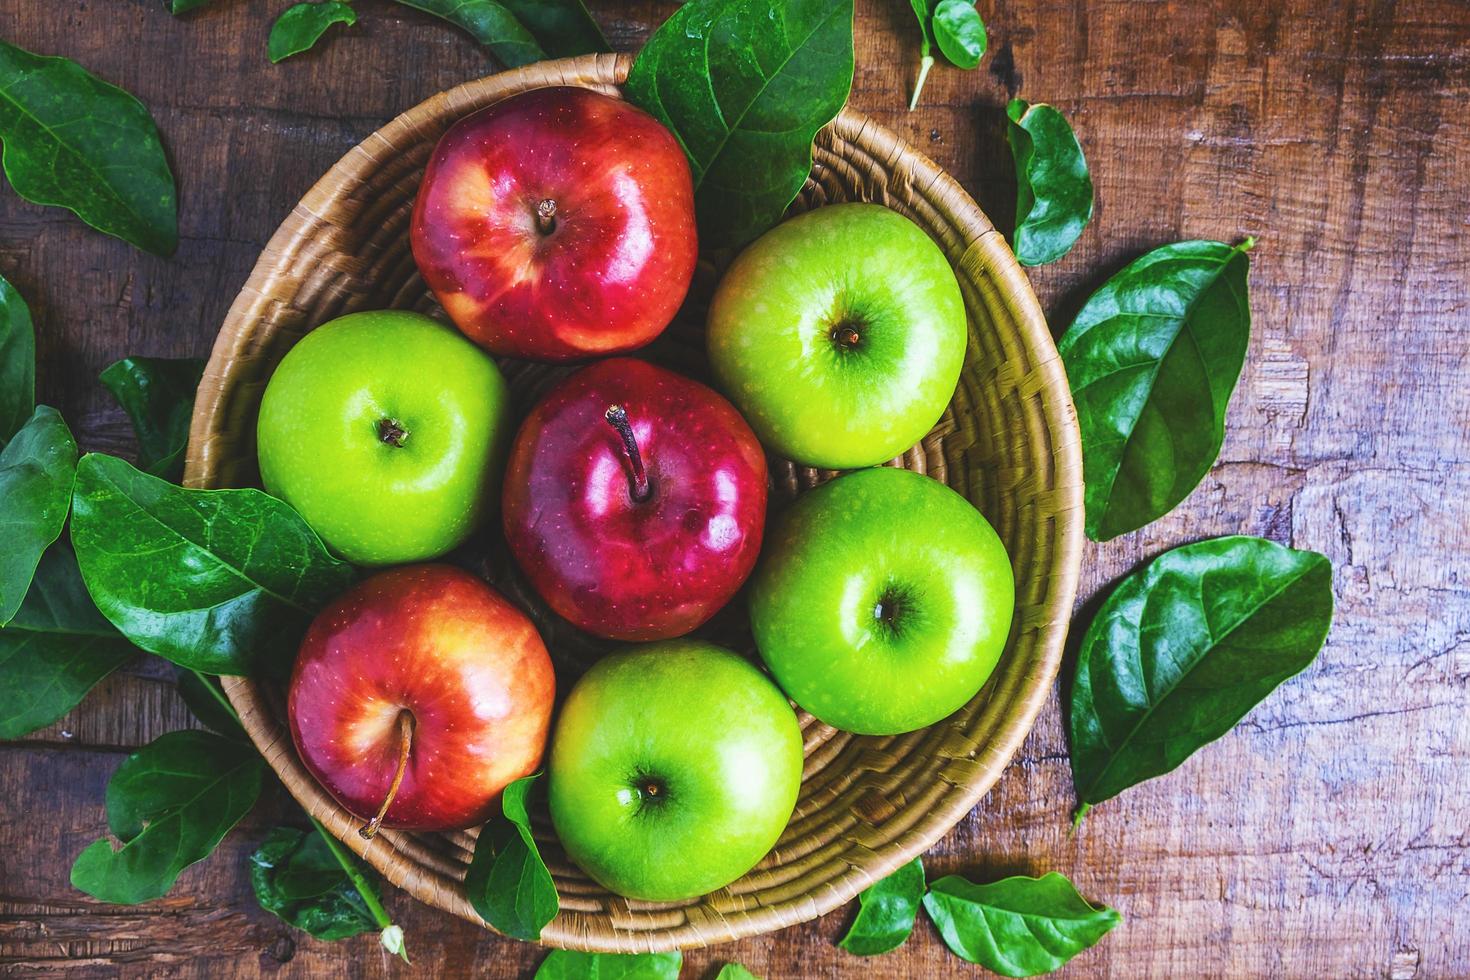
[186,52,1083,952]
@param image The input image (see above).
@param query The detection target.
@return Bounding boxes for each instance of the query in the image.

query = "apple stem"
[604,404,652,503]
[536,198,558,235]
[832,323,862,349]
[360,711,414,841]
[377,418,408,448]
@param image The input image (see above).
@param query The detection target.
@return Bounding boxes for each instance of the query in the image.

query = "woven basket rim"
[186,52,1084,951]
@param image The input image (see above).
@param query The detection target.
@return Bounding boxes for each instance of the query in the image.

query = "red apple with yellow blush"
[288,565,555,835]
[410,86,698,361]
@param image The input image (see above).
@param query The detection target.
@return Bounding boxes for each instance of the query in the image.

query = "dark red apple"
[410,86,698,362]
[502,358,768,641]
[288,564,554,834]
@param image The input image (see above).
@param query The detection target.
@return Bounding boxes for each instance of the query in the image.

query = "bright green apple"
[750,467,1014,736]
[256,310,508,565]
[547,641,804,902]
[706,203,967,469]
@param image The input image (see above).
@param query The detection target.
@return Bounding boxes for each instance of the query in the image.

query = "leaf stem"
[188,668,240,723]
[909,54,935,111]
[308,815,409,963]
[1070,802,1092,833]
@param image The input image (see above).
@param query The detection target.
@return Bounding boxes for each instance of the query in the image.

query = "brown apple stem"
[360,710,414,841]
[536,198,557,235]
[377,418,408,448]
[604,404,651,503]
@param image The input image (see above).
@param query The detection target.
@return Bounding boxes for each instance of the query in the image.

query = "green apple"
[256,310,508,565]
[750,467,1014,736]
[547,641,803,902]
[706,203,967,469]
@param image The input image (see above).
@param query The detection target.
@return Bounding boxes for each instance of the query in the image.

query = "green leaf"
[465,773,558,941]
[0,406,78,626]
[535,950,683,980]
[269,2,359,63]
[0,40,178,256]
[1006,99,1093,267]
[837,857,925,956]
[1069,535,1333,810]
[922,873,1121,977]
[99,357,205,482]
[0,273,35,446]
[176,667,246,739]
[71,729,264,904]
[500,0,610,58]
[716,965,761,980]
[932,0,985,69]
[391,0,545,67]
[170,0,218,13]
[69,453,357,676]
[250,826,382,941]
[1058,239,1253,540]
[625,0,855,250]
[0,544,135,739]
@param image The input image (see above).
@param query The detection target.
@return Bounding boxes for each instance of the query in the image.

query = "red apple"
[288,564,554,834]
[410,86,698,362]
[502,358,768,641]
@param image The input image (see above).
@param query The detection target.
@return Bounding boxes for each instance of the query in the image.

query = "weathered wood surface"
[1,0,1467,976]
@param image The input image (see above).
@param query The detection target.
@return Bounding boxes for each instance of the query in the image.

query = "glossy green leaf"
[1007,99,1093,267]
[176,668,246,739]
[716,965,760,980]
[922,873,1121,977]
[269,2,359,63]
[0,273,35,446]
[0,406,78,626]
[99,357,205,482]
[170,0,218,13]
[250,826,382,941]
[1069,536,1333,811]
[0,40,177,256]
[625,0,855,249]
[501,0,609,58]
[71,729,265,904]
[70,453,357,676]
[465,773,557,941]
[535,949,683,980]
[932,0,985,69]
[1058,239,1254,540]
[837,857,925,955]
[391,0,544,67]
[0,544,135,739]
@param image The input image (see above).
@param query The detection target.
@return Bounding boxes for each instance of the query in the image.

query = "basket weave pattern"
[186,53,1083,952]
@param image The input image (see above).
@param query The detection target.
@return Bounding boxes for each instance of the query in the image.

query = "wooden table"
[2,1,1466,976]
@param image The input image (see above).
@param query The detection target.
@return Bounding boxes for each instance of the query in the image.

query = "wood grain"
[2,0,1467,977]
